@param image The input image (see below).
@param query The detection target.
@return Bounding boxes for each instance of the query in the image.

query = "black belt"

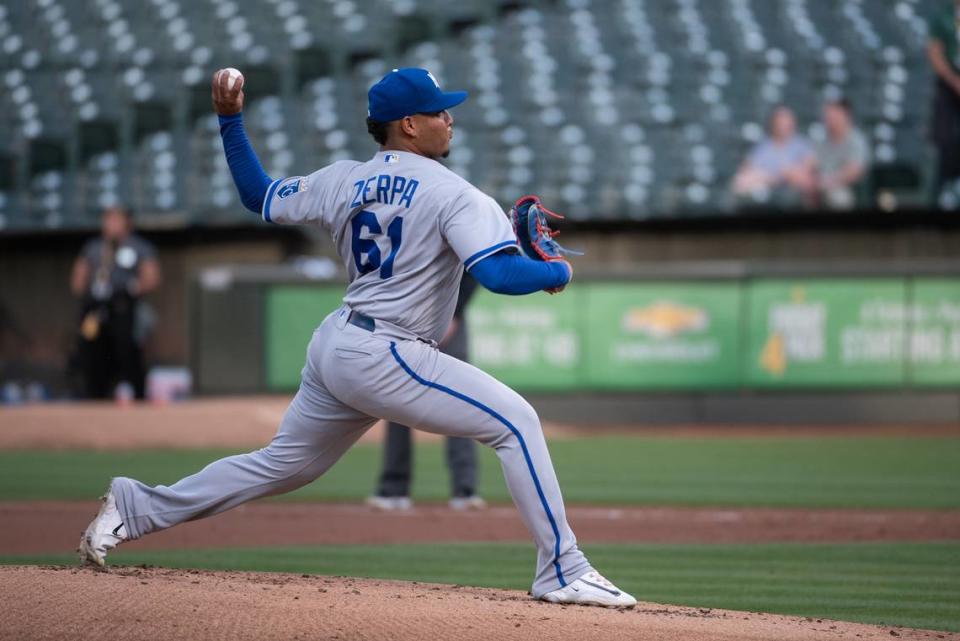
[346,310,434,345]
[347,310,376,332]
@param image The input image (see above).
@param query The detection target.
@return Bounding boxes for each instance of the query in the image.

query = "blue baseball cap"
[367,68,468,122]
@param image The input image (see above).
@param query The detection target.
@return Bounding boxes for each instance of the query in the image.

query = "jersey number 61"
[351,210,403,279]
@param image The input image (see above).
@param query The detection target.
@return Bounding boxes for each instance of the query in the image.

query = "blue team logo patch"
[277,179,304,200]
[384,153,399,164]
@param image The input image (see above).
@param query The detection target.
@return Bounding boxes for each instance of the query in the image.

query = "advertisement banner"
[908,278,960,386]
[261,277,960,393]
[265,286,344,390]
[745,279,907,387]
[583,283,743,389]
[466,288,583,390]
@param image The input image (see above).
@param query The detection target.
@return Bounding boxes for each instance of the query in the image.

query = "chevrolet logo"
[622,302,708,339]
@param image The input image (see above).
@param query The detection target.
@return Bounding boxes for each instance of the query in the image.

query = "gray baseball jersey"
[260,150,517,342]
[109,149,593,598]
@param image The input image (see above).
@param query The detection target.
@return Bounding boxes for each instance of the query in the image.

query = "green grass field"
[1,435,959,507]
[3,433,958,631]
[3,542,958,632]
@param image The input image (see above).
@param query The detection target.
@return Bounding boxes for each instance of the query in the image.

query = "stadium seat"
[0,0,942,230]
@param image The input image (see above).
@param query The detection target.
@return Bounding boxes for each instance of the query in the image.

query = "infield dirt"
[2,397,957,451]
[4,566,956,641]
[3,501,960,555]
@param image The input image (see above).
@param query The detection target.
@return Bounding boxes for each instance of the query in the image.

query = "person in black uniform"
[70,206,161,400]
[367,274,486,511]
[927,0,960,199]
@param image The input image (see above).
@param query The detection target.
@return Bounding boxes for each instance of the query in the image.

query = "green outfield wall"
[260,277,960,391]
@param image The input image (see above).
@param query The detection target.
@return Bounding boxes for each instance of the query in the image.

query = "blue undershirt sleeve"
[469,250,570,295]
[218,113,273,213]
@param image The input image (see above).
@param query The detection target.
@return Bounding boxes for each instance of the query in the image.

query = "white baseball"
[221,67,244,91]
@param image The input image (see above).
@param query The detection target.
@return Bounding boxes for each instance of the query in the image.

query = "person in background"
[814,99,871,211]
[367,274,486,511]
[70,206,160,400]
[927,0,960,201]
[732,105,817,207]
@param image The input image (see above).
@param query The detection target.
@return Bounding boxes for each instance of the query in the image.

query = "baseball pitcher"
[79,66,635,608]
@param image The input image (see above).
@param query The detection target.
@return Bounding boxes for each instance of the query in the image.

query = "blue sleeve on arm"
[469,251,570,295]
[218,113,273,213]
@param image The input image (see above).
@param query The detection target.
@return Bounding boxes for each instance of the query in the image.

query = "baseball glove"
[509,195,582,262]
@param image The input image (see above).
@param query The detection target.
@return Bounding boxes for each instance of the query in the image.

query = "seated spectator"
[814,99,870,210]
[732,106,816,207]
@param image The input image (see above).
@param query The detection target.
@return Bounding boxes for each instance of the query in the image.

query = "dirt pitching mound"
[2,566,953,641]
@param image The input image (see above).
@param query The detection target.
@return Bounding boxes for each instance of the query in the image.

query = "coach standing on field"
[70,206,161,400]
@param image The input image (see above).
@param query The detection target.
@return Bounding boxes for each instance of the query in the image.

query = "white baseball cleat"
[365,495,413,511]
[540,571,637,608]
[448,495,487,511]
[78,487,127,567]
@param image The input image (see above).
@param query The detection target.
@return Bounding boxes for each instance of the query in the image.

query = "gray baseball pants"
[376,310,477,498]
[111,305,592,597]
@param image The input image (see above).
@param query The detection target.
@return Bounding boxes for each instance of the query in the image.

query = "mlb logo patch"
[384,153,400,164]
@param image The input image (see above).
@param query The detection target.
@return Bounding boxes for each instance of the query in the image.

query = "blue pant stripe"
[389,342,566,588]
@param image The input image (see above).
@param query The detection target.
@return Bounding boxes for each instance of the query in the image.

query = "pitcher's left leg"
[329,337,590,597]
